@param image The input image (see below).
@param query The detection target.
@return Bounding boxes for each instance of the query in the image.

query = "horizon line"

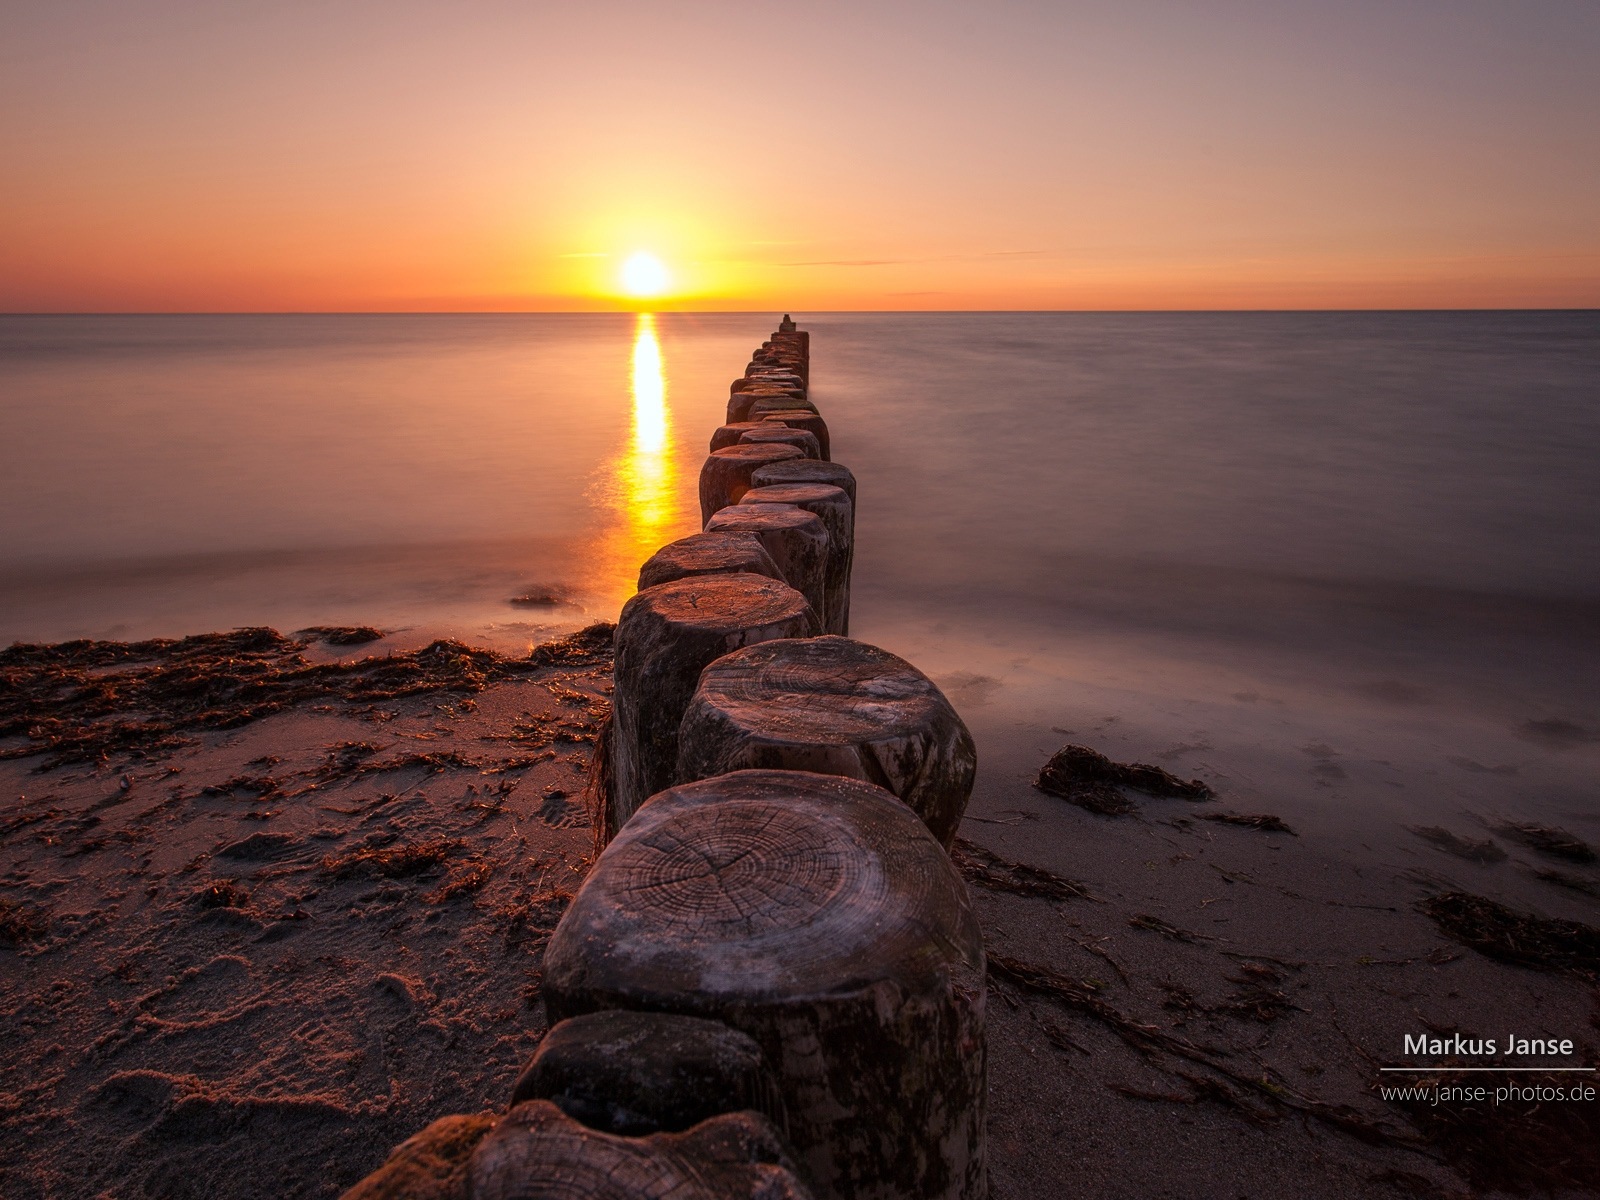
[3,306,1598,317]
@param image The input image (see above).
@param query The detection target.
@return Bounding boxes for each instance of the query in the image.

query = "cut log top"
[739,426,821,459]
[677,636,975,845]
[686,637,952,744]
[748,395,819,417]
[750,459,857,508]
[706,502,824,538]
[739,482,848,510]
[469,1101,812,1200]
[619,572,813,637]
[636,532,782,592]
[710,422,770,452]
[756,411,831,460]
[708,442,808,465]
[543,768,982,1008]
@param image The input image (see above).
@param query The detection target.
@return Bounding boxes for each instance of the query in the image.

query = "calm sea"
[2,311,1597,839]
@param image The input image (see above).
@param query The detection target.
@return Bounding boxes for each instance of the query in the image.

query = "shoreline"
[3,625,1598,1196]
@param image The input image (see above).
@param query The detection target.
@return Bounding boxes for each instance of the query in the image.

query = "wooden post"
[469,1101,814,1200]
[728,388,804,425]
[750,459,856,515]
[710,421,771,452]
[738,426,821,460]
[748,395,819,419]
[510,1010,784,1136]
[699,443,806,526]
[611,574,817,838]
[542,769,988,1200]
[677,637,975,846]
[738,483,851,634]
[703,504,830,632]
[757,411,830,460]
[637,531,783,592]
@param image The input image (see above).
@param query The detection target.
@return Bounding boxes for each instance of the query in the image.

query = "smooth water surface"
[3,311,1597,841]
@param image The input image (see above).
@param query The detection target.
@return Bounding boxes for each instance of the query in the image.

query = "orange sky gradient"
[2,1,1597,312]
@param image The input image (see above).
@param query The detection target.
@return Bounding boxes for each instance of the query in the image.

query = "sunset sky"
[2,0,1596,312]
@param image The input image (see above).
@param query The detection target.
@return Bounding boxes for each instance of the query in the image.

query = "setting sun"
[620,252,670,298]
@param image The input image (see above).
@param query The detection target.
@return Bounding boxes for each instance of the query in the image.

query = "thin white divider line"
[1379,1067,1595,1072]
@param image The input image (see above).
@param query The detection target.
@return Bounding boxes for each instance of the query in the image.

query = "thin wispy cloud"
[776,250,1049,268]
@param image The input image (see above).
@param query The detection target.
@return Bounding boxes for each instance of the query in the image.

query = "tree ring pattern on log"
[543,770,986,1200]
[676,637,975,846]
[546,769,979,1008]
[749,459,856,513]
[619,805,875,943]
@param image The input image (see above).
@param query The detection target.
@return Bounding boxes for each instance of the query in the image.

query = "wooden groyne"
[345,318,985,1200]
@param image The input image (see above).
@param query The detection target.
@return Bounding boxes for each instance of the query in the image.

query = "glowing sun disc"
[621,252,670,297]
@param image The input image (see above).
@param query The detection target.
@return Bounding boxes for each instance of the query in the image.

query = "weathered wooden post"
[510,1010,784,1135]
[676,637,975,846]
[703,504,830,631]
[738,426,821,459]
[542,769,988,1200]
[699,443,806,526]
[738,483,852,635]
[470,1101,814,1200]
[710,421,771,452]
[611,574,817,839]
[758,411,830,460]
[750,459,856,515]
[637,531,783,592]
[728,388,805,425]
[747,395,820,419]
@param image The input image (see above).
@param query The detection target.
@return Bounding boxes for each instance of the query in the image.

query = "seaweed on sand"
[1384,1069,1600,1195]
[1408,826,1506,865]
[0,623,616,768]
[1417,891,1600,977]
[1035,743,1215,816]
[1198,812,1295,834]
[297,626,386,646]
[1531,868,1600,899]
[950,838,1094,902]
[1490,819,1597,864]
[987,953,1406,1144]
[0,899,48,946]
[320,838,461,881]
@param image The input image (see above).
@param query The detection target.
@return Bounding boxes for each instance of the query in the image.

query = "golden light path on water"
[589,313,695,613]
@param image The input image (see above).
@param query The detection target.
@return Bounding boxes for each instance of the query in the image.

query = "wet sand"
[2,628,1598,1199]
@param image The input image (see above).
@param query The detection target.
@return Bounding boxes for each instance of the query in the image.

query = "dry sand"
[2,626,1598,1199]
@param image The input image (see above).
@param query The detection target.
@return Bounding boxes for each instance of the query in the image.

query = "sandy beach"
[3,622,1597,1199]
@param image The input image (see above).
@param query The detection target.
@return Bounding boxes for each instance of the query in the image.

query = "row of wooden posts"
[350,320,987,1200]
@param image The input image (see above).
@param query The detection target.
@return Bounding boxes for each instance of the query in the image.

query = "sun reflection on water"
[589,313,694,613]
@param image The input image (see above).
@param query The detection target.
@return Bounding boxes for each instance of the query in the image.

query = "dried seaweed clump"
[528,622,615,668]
[0,624,616,769]
[1386,1070,1600,1195]
[298,626,386,646]
[1199,811,1295,834]
[0,899,47,946]
[1035,743,1214,816]
[321,838,461,881]
[1491,820,1596,864]
[1408,826,1506,864]
[1418,891,1600,977]
[950,838,1092,901]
